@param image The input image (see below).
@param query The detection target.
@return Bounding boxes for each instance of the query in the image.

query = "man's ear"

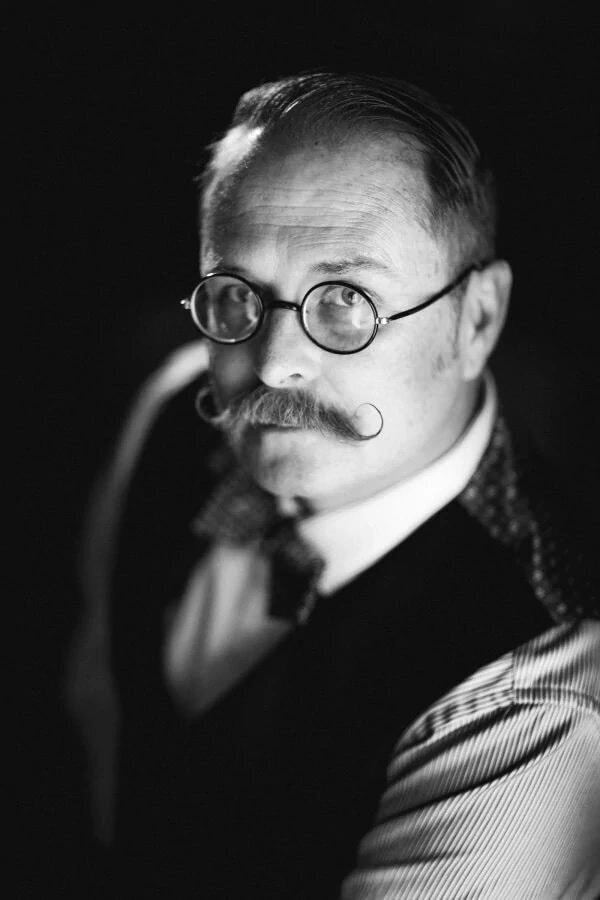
[458,260,512,380]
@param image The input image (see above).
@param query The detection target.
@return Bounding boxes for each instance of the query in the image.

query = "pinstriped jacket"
[70,343,600,898]
[343,620,600,898]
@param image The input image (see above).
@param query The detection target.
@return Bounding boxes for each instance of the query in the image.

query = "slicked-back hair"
[199,72,497,271]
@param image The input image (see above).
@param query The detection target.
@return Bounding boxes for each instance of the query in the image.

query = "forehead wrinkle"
[217,205,405,236]
[212,219,402,272]
[219,178,425,226]
[277,230,399,268]
[212,198,426,262]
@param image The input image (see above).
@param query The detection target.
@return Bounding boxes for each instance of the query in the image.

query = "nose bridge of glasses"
[259,298,307,347]
[265,298,302,314]
[252,292,323,384]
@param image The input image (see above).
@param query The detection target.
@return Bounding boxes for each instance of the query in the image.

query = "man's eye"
[322,286,365,308]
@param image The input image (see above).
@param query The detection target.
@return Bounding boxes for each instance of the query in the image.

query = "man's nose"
[253,307,322,388]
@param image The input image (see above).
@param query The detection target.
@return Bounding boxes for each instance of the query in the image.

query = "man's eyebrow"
[309,256,394,277]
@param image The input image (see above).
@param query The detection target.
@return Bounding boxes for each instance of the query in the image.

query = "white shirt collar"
[296,372,498,596]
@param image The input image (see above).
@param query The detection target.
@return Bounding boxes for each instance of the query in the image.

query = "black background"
[24,2,598,891]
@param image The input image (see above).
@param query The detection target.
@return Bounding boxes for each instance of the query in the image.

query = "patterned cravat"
[458,412,598,623]
[191,468,324,625]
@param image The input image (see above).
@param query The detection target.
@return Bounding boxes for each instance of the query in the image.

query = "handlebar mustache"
[203,385,383,442]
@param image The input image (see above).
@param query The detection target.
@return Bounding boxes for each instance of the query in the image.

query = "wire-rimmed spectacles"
[180,262,488,355]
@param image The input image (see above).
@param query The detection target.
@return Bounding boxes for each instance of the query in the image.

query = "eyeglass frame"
[180,260,489,356]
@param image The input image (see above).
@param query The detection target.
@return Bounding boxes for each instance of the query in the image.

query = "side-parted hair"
[199,71,497,270]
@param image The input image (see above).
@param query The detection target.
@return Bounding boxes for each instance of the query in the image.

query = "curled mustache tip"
[351,403,384,440]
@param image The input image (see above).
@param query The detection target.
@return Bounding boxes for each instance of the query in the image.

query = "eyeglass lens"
[302,283,375,351]
[191,275,261,343]
[191,276,376,352]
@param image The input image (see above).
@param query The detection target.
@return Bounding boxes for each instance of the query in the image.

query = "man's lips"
[255,422,305,431]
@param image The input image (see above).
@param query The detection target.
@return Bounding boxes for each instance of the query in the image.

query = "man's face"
[201,133,477,511]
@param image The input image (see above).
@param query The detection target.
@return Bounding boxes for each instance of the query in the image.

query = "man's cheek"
[210,347,257,404]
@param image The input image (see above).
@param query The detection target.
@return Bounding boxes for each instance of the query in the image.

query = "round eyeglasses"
[181,262,487,355]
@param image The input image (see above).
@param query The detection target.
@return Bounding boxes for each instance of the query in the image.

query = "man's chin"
[236,426,331,498]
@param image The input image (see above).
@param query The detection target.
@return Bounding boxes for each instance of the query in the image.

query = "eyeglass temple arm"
[379,262,489,325]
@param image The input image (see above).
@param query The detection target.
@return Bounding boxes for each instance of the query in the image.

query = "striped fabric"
[342,619,600,898]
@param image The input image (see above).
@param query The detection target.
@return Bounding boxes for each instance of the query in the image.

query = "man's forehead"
[201,130,436,270]
[204,126,428,219]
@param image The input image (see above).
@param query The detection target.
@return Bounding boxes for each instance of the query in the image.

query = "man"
[72,73,600,897]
